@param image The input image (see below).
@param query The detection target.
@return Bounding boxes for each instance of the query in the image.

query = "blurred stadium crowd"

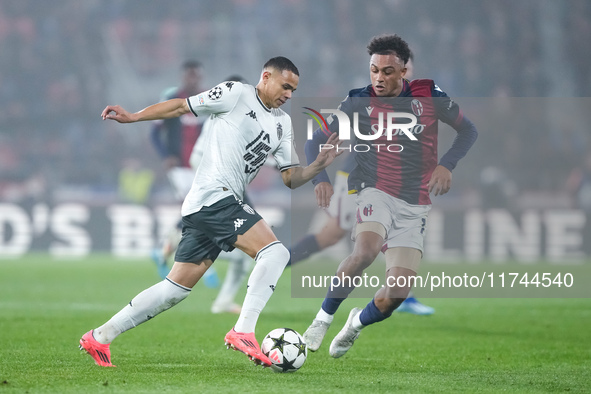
[0,0,590,210]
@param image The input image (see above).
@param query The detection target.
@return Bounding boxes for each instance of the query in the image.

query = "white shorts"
[353,187,431,254]
[326,171,357,231]
[167,167,195,200]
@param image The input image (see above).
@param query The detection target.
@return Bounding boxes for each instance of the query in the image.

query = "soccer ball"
[261,328,307,372]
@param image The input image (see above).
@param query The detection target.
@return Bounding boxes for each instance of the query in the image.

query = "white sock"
[212,250,251,309]
[351,311,365,330]
[315,308,334,324]
[234,242,289,333]
[93,278,190,344]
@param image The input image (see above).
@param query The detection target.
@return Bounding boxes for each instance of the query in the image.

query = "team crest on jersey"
[208,86,223,100]
[198,95,204,105]
[363,204,374,216]
[242,203,255,215]
[276,123,283,140]
[411,99,423,116]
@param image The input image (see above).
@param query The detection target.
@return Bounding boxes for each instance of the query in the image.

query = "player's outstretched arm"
[101,98,190,123]
[281,133,342,190]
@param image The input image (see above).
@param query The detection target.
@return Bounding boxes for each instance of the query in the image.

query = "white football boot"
[303,319,331,352]
[329,308,362,358]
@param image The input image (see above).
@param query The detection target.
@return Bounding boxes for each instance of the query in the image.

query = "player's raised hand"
[315,132,344,168]
[428,165,452,196]
[101,105,136,123]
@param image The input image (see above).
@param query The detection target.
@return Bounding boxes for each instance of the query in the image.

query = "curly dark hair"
[367,34,411,65]
[263,56,300,76]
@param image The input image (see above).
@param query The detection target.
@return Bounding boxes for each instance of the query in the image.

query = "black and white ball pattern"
[261,328,307,372]
[208,86,223,100]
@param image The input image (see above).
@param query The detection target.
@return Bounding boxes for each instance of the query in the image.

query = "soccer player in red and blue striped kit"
[303,34,478,358]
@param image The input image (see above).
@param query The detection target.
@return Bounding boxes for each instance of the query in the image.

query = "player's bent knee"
[255,241,290,268]
[350,248,380,268]
[384,284,411,300]
[236,220,278,258]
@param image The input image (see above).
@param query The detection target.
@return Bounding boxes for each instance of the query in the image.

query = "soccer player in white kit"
[161,75,257,315]
[80,57,341,368]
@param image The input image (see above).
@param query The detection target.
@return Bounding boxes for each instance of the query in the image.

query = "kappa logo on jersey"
[411,99,423,116]
[234,218,247,231]
[363,204,373,216]
[243,130,271,174]
[208,86,223,100]
[246,110,257,120]
[365,106,374,116]
[225,81,234,91]
[276,123,283,140]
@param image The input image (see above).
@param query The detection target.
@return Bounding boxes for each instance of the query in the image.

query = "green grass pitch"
[1,254,589,393]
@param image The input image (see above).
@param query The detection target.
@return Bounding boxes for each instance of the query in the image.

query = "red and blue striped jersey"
[307,79,477,205]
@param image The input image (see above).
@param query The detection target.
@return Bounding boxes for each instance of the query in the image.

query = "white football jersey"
[181,81,300,216]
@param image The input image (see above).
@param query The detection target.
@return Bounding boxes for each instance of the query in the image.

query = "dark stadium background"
[1,0,590,268]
